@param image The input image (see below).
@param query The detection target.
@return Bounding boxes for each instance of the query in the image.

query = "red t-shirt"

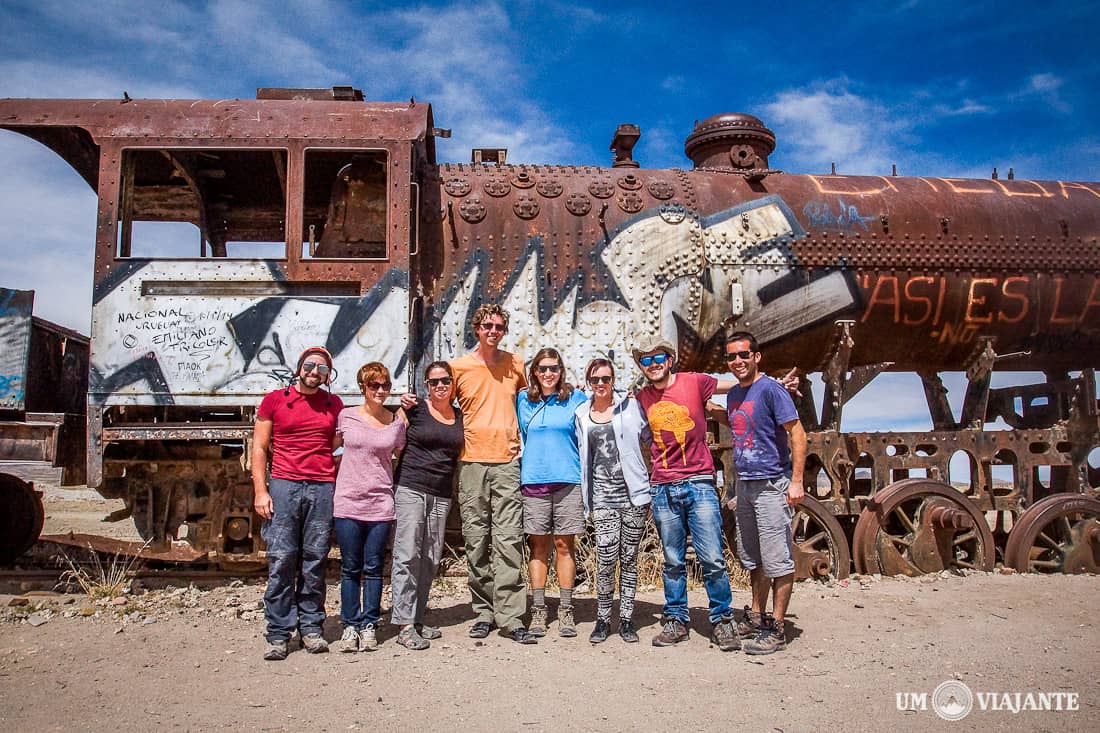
[257,387,344,482]
[636,372,718,484]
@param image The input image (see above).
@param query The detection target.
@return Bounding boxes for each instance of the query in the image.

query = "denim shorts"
[734,475,795,577]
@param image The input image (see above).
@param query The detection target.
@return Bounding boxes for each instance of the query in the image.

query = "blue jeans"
[650,478,733,625]
[261,478,334,643]
[333,517,393,629]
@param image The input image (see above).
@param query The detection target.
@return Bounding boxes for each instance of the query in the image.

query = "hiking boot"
[358,624,378,652]
[415,623,442,640]
[736,606,763,639]
[589,619,611,644]
[618,619,639,644]
[397,625,430,650]
[301,633,329,654]
[338,626,359,653]
[529,605,548,637]
[558,605,577,638]
[263,639,288,661]
[711,618,741,652]
[744,618,787,655]
[651,618,689,647]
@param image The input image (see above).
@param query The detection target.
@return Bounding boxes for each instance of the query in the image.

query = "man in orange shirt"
[450,304,537,643]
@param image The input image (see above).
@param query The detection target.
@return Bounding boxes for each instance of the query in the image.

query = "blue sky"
[0,0,1095,435]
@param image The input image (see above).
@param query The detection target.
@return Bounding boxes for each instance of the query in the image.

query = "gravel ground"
[0,489,1095,732]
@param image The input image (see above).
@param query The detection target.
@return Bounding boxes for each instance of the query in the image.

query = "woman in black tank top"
[389,361,465,650]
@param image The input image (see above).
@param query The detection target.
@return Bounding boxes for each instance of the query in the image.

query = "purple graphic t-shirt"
[725,376,798,480]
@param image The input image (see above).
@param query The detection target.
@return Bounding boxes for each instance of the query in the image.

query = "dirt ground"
[0,490,1097,732]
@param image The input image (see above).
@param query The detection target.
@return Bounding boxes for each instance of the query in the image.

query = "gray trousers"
[390,486,452,626]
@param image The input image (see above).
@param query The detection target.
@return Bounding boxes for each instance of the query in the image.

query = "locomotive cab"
[1,88,435,561]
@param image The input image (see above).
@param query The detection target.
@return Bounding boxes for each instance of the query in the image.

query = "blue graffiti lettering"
[803,198,877,230]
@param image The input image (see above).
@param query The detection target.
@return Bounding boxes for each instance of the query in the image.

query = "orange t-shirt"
[451,351,527,463]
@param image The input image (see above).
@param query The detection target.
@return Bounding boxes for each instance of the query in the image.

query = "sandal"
[397,625,430,650]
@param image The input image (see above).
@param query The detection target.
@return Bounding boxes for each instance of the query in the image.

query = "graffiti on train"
[89,196,860,404]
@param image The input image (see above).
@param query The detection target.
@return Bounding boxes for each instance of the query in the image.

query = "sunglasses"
[535,364,561,374]
[726,350,754,361]
[638,353,669,367]
[588,375,613,385]
[365,381,392,392]
[479,323,506,333]
[426,376,453,387]
[302,361,331,375]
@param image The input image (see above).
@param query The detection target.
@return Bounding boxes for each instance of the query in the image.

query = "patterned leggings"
[593,506,649,622]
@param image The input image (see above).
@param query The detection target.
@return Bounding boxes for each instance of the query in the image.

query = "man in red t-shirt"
[252,347,344,661]
[633,335,741,652]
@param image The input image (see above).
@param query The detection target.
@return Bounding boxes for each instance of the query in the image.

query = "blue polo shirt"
[517,389,588,485]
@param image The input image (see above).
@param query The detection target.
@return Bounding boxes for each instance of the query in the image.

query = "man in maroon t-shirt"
[252,347,344,661]
[633,335,741,652]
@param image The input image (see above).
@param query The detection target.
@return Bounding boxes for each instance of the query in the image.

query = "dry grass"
[58,542,148,599]
[534,517,750,593]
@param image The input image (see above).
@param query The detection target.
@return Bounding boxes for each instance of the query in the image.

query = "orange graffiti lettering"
[862,276,900,323]
[999,277,1030,323]
[1058,181,1100,200]
[965,278,999,323]
[902,277,935,325]
[1050,277,1077,325]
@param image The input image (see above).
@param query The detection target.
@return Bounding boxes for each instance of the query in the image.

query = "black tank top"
[393,401,465,498]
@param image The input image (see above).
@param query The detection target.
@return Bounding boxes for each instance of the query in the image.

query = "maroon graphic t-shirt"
[636,372,718,485]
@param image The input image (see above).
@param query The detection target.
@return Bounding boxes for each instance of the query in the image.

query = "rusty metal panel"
[0,289,34,410]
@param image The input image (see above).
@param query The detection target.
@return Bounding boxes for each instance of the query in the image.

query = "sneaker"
[397,625,430,650]
[558,606,577,638]
[711,619,741,652]
[651,617,689,647]
[589,619,611,644]
[618,619,639,644]
[301,633,329,654]
[415,623,442,640]
[529,605,548,637]
[263,639,288,661]
[338,626,359,653]
[736,606,763,639]
[744,618,787,655]
[358,624,378,652]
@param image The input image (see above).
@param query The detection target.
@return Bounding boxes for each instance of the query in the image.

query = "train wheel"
[792,496,850,580]
[851,479,995,576]
[0,475,45,565]
[1003,493,1100,574]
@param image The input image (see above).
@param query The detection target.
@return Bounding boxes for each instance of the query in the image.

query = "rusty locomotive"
[1,86,1098,577]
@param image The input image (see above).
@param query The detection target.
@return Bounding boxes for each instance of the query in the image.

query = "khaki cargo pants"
[458,458,526,632]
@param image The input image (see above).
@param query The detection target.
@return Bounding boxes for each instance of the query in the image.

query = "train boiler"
[0,86,1098,576]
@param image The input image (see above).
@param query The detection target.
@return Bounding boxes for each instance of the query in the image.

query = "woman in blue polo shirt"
[517,347,588,639]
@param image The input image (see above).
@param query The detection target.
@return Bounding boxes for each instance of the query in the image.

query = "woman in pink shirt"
[332,362,406,652]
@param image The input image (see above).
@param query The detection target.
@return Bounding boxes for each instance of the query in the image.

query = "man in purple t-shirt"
[633,335,740,651]
[723,331,806,656]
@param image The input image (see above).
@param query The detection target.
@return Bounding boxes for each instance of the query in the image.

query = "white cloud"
[207,0,346,84]
[1021,72,1071,113]
[761,81,906,175]
[0,60,202,99]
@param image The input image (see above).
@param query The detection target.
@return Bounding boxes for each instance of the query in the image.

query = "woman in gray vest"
[574,357,652,643]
